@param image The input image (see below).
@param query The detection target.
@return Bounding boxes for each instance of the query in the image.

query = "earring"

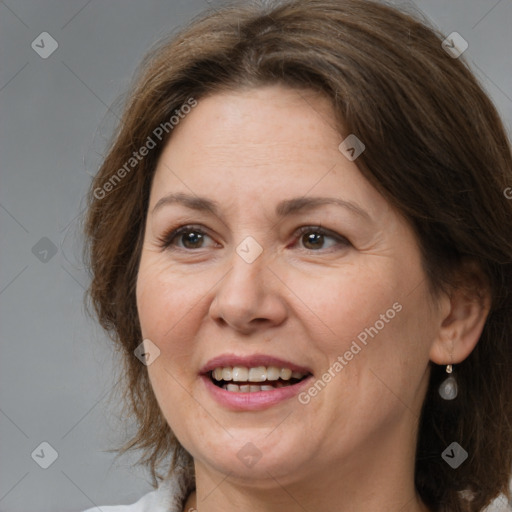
[438,364,458,400]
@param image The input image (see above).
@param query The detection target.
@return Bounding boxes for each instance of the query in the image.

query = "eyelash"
[157,224,350,252]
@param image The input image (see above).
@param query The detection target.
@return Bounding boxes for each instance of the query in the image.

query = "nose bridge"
[209,233,287,331]
[235,234,265,266]
[223,234,268,303]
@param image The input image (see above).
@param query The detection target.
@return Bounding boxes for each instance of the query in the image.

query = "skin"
[136,85,490,512]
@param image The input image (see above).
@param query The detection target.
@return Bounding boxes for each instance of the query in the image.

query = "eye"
[157,224,349,252]
[294,226,350,251]
[158,225,217,250]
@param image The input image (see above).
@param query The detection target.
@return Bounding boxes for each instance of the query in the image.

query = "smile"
[200,354,314,410]
[210,365,309,392]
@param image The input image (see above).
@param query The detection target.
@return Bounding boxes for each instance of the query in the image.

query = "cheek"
[135,260,203,388]
[300,259,433,395]
[298,262,401,346]
[136,255,205,337]
[136,259,207,439]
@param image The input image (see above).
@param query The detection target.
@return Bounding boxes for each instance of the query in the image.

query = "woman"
[82,0,512,511]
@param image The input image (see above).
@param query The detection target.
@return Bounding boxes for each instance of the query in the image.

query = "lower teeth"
[221,381,292,392]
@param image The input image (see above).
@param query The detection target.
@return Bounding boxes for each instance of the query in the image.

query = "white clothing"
[82,470,193,512]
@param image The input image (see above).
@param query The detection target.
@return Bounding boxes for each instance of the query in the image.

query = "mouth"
[208,365,311,392]
[199,354,314,409]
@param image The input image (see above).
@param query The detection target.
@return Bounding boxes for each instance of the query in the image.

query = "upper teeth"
[211,366,306,382]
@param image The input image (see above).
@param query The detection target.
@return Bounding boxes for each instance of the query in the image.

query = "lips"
[199,354,313,404]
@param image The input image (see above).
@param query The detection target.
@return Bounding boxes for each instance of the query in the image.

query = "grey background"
[0,0,511,511]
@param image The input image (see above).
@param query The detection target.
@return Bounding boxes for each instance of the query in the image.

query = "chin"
[189,429,313,484]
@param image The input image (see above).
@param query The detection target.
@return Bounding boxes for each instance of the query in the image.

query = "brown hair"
[83,0,512,510]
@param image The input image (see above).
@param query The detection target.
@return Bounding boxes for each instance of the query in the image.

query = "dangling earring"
[438,364,458,400]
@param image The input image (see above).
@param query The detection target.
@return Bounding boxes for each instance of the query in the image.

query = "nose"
[208,248,288,334]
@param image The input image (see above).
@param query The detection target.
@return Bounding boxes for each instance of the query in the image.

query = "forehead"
[159,86,339,165]
[149,85,386,221]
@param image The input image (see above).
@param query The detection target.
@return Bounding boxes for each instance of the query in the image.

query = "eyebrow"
[152,192,371,221]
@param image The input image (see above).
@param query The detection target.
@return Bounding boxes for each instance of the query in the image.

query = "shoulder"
[81,470,194,512]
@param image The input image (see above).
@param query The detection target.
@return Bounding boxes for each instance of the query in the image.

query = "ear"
[429,260,491,365]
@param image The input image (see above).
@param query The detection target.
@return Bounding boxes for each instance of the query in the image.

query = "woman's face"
[136,85,444,486]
